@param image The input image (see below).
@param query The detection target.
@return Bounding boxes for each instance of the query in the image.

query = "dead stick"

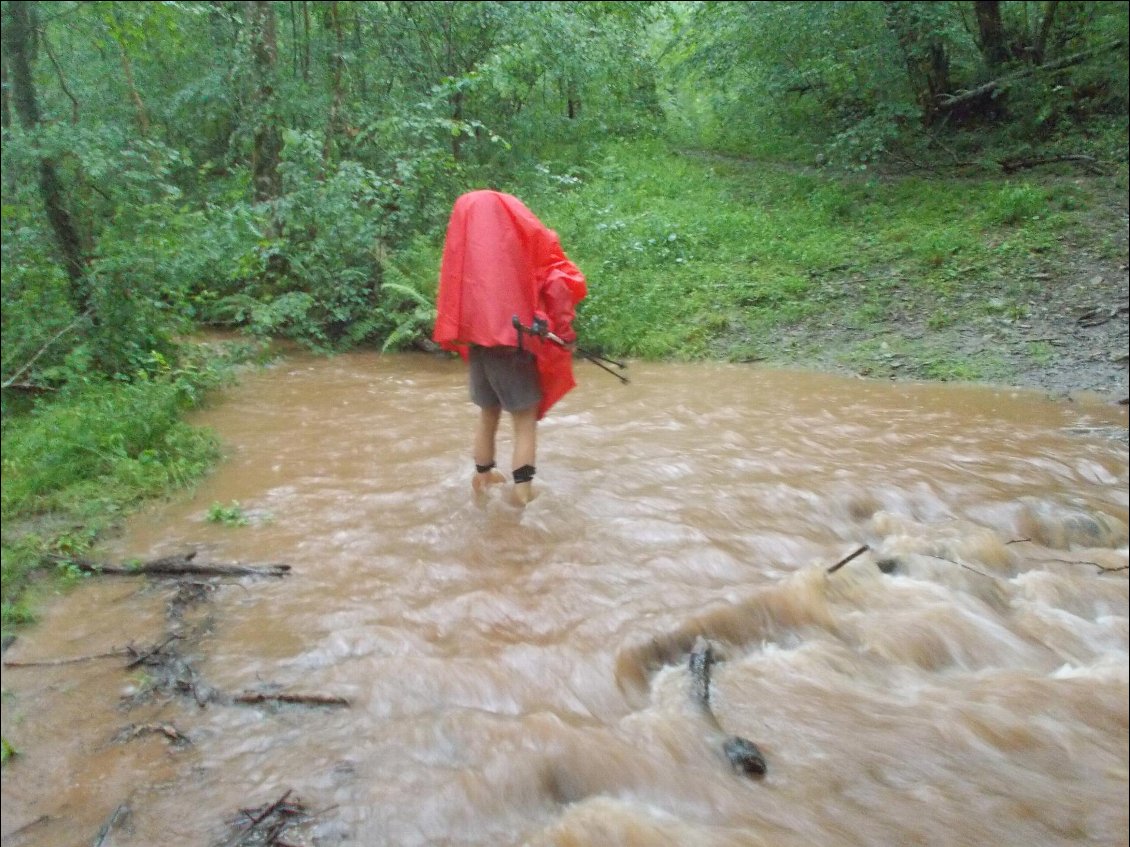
[3,648,128,668]
[923,554,998,580]
[826,544,870,574]
[222,790,293,847]
[1036,557,1129,574]
[70,559,291,578]
[93,803,130,847]
[125,635,183,669]
[233,691,350,708]
[1,814,51,844]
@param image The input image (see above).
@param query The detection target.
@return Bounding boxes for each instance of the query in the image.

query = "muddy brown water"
[2,354,1127,847]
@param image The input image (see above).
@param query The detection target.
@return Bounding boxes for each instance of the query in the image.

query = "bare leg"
[472,406,505,493]
[509,405,538,506]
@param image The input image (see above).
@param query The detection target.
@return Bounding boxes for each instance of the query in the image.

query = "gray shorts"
[468,346,541,412]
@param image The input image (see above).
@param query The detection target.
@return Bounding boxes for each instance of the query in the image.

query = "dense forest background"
[2,0,1128,629]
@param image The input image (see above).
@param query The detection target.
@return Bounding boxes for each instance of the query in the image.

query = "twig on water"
[826,544,870,574]
[124,634,183,669]
[3,648,129,668]
[923,554,999,580]
[93,803,131,847]
[233,691,351,708]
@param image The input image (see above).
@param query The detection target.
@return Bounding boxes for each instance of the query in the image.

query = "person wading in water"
[433,190,587,506]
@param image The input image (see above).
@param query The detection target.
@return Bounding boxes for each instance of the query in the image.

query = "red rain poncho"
[433,190,587,419]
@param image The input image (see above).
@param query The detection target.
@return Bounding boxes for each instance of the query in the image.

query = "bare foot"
[507,481,537,507]
[472,469,506,494]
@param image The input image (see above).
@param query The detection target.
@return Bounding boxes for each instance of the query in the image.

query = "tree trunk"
[302,0,311,82]
[246,0,281,202]
[1,53,13,195]
[974,1,1009,70]
[883,1,953,125]
[322,0,344,167]
[1,0,88,299]
[108,6,150,136]
[451,88,464,161]
[1032,1,1059,65]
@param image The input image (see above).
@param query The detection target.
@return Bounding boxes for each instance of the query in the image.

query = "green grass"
[0,344,252,634]
[472,137,1122,369]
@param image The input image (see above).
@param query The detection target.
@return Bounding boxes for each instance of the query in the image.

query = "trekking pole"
[574,346,627,370]
[512,316,629,384]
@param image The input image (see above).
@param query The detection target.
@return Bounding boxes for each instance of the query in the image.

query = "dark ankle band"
[475,461,496,474]
[513,464,536,484]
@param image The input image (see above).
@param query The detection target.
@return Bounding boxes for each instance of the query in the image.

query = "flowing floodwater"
[2,353,1127,847]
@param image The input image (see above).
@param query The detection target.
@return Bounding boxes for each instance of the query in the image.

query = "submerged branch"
[3,648,128,668]
[56,551,291,578]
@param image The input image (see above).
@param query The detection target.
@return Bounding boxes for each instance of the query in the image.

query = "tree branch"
[937,39,1125,111]
[1,308,93,389]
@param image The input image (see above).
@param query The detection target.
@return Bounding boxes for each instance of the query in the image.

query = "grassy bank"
[0,342,259,633]
[492,138,1128,385]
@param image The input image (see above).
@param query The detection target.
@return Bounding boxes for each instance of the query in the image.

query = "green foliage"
[0,346,239,631]
[207,501,249,527]
[1,374,220,518]
[986,183,1048,226]
[665,1,1129,168]
[1,736,15,765]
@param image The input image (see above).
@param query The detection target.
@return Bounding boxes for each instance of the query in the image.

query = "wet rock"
[723,735,767,777]
[876,558,901,574]
[690,636,768,779]
[1018,499,1129,550]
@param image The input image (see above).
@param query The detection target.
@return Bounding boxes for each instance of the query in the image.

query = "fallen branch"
[1,814,51,843]
[233,691,351,708]
[923,554,999,580]
[1036,557,1129,574]
[937,39,1125,112]
[826,544,870,574]
[124,634,183,669]
[93,803,131,847]
[3,648,128,668]
[689,637,766,778]
[221,790,307,847]
[112,722,191,747]
[1,308,93,390]
[1,382,57,393]
[61,553,290,579]
[999,154,1106,175]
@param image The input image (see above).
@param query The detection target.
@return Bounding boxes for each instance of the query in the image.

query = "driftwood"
[93,803,132,847]
[61,551,291,579]
[220,790,310,847]
[3,635,185,671]
[124,635,183,669]
[826,544,870,574]
[233,691,351,709]
[112,722,191,747]
[689,637,767,778]
[1,814,51,844]
[3,648,128,668]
